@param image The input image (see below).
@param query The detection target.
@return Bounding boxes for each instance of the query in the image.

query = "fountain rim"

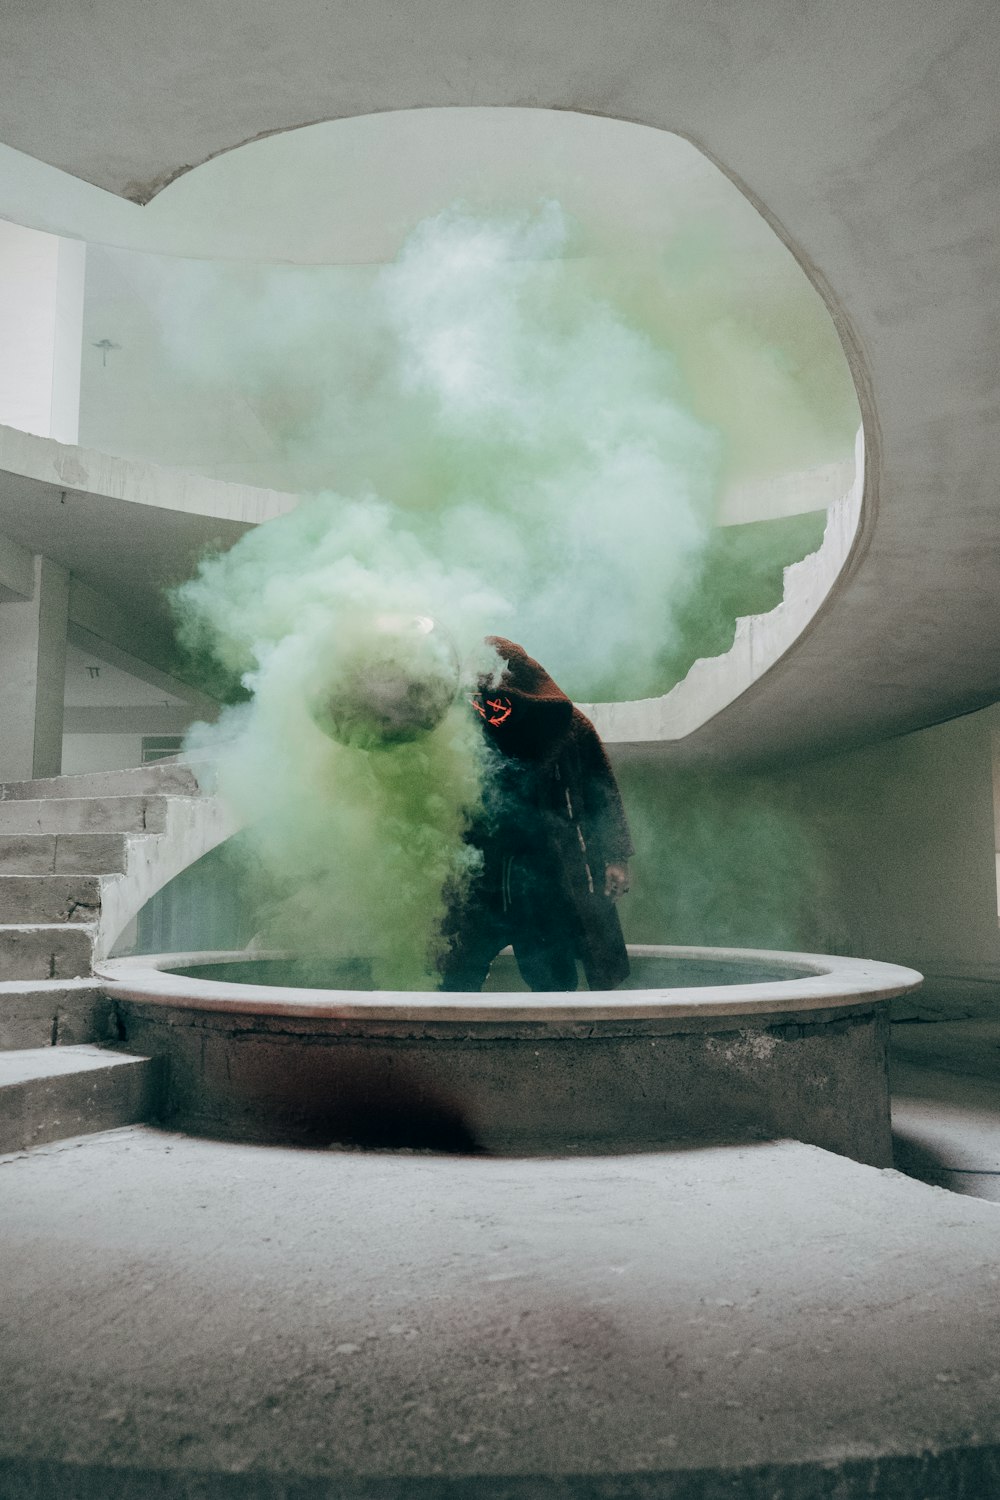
[94,945,923,1024]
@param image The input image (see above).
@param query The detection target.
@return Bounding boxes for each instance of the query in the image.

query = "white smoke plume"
[173,203,729,983]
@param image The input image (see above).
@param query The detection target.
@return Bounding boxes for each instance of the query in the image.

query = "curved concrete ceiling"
[1,0,998,762]
[0,111,814,265]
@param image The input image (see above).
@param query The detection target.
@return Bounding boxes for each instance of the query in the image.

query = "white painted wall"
[80,244,284,484]
[60,733,145,775]
[51,236,86,441]
[0,219,84,442]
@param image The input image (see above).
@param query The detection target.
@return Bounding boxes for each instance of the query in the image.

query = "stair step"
[0,979,113,1049]
[0,833,128,875]
[0,1044,161,1153]
[0,875,101,924]
[0,763,199,801]
[0,795,168,835]
[0,924,95,981]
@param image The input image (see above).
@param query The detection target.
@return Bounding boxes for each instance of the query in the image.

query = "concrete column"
[0,555,69,781]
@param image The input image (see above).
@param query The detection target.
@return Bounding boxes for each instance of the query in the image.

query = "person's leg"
[508,858,579,993]
[438,888,507,992]
[513,932,579,992]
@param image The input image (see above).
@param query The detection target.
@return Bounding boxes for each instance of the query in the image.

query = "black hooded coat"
[442,638,634,991]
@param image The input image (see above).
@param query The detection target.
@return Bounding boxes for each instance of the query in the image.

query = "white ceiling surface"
[0,0,998,760]
[0,110,777,266]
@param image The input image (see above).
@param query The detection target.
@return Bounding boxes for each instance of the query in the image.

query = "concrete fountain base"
[95,946,921,1163]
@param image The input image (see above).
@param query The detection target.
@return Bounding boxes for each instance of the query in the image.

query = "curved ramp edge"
[94,791,239,960]
[0,422,298,526]
[585,427,865,746]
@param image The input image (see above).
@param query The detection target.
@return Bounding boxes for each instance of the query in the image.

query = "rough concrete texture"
[0,922,94,980]
[0,795,167,835]
[0,874,100,923]
[0,833,128,875]
[0,763,199,801]
[117,1002,892,1166]
[0,977,113,1049]
[0,1046,160,1152]
[1,1129,999,1499]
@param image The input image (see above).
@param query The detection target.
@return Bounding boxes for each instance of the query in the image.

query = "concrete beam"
[67,583,217,714]
[0,422,297,527]
[0,530,34,599]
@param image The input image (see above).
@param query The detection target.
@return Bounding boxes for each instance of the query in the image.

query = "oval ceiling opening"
[76,107,860,705]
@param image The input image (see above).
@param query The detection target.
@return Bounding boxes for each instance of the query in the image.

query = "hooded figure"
[440,637,633,992]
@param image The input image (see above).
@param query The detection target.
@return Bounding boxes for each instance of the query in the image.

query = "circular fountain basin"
[96,945,921,1162]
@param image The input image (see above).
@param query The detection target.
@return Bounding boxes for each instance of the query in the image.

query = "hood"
[471,637,574,759]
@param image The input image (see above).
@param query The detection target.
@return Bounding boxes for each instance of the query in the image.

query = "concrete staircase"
[0,762,206,1150]
[0,1044,161,1153]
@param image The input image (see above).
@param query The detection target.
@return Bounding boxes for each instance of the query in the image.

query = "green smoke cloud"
[174,496,504,989]
[171,201,853,981]
[376,203,721,702]
[172,202,726,701]
[615,762,831,954]
[172,203,728,983]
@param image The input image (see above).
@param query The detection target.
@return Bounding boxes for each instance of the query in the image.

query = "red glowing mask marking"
[471,694,513,727]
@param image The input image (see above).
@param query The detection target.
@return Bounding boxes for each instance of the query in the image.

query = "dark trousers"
[439,853,580,993]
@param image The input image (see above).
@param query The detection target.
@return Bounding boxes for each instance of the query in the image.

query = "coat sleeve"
[571,711,635,865]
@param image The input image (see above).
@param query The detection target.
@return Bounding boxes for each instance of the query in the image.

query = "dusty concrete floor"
[1,1126,1000,1498]
[891,1018,1000,1202]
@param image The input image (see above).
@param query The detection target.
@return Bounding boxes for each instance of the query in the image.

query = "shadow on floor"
[891,1127,1000,1199]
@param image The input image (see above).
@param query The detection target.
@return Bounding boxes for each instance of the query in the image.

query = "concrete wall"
[79,245,286,486]
[61,734,149,775]
[0,4,997,773]
[60,638,199,775]
[617,704,1000,1017]
[615,757,833,956]
[791,706,1000,1013]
